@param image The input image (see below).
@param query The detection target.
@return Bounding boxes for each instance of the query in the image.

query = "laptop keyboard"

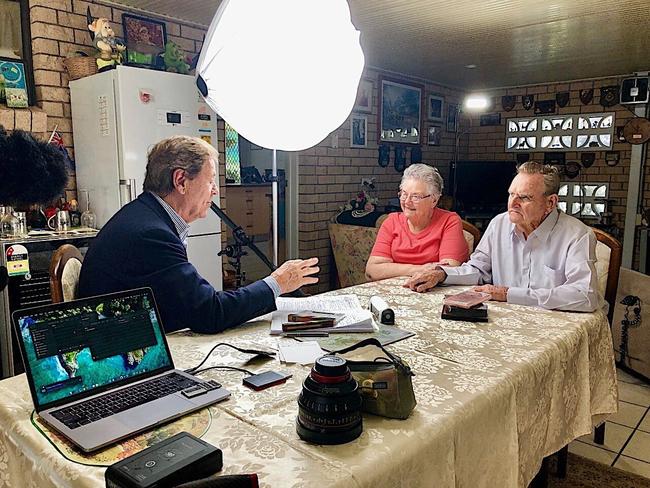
[50,372,220,429]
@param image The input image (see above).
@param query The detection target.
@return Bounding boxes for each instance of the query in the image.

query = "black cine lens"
[296,355,363,445]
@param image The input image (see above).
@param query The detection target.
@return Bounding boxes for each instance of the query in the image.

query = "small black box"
[105,432,222,488]
[441,303,488,322]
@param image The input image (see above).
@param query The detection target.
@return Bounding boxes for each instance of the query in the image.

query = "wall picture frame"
[378,77,422,145]
[350,114,367,148]
[427,126,441,146]
[446,103,459,133]
[427,94,444,123]
[0,58,28,107]
[353,78,373,113]
[122,13,167,69]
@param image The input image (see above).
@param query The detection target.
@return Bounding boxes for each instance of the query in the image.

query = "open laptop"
[12,287,230,452]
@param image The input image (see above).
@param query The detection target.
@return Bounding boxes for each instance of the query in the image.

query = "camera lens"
[296,355,363,445]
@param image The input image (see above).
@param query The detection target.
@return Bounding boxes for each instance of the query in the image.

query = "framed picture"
[378,77,422,145]
[0,58,28,108]
[350,114,367,148]
[427,126,441,146]
[446,103,459,133]
[427,94,444,123]
[122,14,167,69]
[353,78,373,113]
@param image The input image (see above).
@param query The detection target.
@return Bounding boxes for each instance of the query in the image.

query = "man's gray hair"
[517,161,560,196]
[143,135,219,196]
[400,164,444,197]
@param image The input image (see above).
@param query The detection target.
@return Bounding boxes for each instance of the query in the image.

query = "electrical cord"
[185,342,275,374]
[192,365,255,376]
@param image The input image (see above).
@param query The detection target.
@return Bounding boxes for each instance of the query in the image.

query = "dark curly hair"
[0,126,68,206]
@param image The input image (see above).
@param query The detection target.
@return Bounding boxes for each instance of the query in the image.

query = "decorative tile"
[618,381,650,407]
[623,430,650,462]
[568,440,616,465]
[577,421,633,452]
[613,455,650,479]
[608,401,647,428]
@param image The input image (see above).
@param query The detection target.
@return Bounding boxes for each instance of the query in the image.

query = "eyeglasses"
[398,191,432,203]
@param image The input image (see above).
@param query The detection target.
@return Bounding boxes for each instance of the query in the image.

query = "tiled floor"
[568,368,650,479]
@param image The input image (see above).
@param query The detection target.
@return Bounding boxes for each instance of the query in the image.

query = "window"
[224,122,241,184]
[506,113,615,152]
[558,182,609,219]
[0,0,35,105]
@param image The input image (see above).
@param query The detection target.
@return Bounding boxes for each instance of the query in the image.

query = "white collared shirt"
[441,209,602,312]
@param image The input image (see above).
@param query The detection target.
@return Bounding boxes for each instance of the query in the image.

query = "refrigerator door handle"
[119,179,137,206]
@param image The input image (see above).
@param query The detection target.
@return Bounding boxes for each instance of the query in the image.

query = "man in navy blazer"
[79,135,319,333]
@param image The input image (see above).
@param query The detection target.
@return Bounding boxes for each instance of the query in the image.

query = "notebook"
[12,288,230,453]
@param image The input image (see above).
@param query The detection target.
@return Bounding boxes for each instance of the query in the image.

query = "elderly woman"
[365,164,468,281]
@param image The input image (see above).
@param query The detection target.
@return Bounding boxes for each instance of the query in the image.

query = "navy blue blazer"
[78,192,276,333]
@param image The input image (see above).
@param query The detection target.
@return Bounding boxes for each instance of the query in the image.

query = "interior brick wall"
[298,69,465,293]
[463,77,649,267]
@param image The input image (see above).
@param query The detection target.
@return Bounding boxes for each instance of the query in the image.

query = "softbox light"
[196,0,365,152]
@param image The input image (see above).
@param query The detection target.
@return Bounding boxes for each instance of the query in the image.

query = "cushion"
[61,258,82,302]
[594,240,611,299]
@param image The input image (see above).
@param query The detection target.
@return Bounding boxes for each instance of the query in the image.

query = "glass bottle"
[1,207,20,239]
[80,190,97,230]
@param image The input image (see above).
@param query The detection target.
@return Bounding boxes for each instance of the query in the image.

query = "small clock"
[622,117,650,145]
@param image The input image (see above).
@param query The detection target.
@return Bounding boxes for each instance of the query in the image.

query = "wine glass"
[80,190,97,230]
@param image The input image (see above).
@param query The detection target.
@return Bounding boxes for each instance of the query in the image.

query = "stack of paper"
[270,295,376,335]
[277,341,325,365]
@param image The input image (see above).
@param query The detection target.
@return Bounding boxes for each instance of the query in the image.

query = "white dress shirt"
[441,209,602,312]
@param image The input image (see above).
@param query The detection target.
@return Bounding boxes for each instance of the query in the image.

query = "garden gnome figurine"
[87,8,126,72]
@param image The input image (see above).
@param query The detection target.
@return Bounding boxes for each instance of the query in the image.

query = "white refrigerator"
[70,66,222,290]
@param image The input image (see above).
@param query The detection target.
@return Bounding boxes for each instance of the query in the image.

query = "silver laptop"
[12,287,230,452]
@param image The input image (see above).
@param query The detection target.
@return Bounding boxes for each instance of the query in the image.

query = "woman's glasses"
[398,191,432,203]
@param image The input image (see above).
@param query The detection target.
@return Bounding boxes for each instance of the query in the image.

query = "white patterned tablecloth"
[0,279,617,487]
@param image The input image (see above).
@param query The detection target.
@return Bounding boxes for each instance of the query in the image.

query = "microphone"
[369,296,395,325]
[0,127,68,206]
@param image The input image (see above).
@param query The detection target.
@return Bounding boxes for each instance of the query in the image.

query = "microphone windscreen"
[0,127,68,206]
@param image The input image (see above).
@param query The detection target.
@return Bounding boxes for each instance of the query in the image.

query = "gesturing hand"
[271,257,319,294]
[473,284,508,302]
[403,267,446,293]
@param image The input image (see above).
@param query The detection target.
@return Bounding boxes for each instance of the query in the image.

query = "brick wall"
[26,0,224,199]
[462,77,649,265]
[297,69,464,293]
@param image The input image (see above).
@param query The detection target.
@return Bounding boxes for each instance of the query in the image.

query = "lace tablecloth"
[0,279,617,487]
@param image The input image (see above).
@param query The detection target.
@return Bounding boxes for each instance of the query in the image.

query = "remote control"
[105,432,222,488]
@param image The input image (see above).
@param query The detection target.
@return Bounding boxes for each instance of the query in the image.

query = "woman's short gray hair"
[143,135,219,196]
[516,161,560,196]
[400,164,444,196]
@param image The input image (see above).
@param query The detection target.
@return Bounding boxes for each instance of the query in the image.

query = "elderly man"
[79,135,319,333]
[404,162,601,312]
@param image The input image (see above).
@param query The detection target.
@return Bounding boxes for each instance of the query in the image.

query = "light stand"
[210,202,275,288]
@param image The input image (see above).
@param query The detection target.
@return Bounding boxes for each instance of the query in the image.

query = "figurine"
[86,8,126,72]
[163,41,190,74]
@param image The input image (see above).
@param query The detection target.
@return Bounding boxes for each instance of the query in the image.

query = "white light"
[196,0,365,151]
[464,95,489,111]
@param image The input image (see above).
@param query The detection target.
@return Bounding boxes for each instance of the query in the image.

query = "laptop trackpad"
[119,396,192,429]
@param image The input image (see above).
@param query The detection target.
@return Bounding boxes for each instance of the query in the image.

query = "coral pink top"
[370,209,469,264]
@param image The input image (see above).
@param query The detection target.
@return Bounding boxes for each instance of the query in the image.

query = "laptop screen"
[13,288,173,410]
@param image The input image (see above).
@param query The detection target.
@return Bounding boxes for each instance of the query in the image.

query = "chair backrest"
[461,220,481,253]
[592,228,622,323]
[49,244,84,303]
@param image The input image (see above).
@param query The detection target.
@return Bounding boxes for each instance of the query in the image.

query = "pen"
[282,332,329,337]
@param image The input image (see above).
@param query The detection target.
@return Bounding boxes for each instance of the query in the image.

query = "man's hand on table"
[403,265,446,293]
[271,257,319,294]
[474,284,508,302]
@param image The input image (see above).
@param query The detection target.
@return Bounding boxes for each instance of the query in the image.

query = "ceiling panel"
[106,0,650,89]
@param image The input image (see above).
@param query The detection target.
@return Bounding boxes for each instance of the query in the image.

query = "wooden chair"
[555,228,622,478]
[461,219,481,253]
[49,244,84,303]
